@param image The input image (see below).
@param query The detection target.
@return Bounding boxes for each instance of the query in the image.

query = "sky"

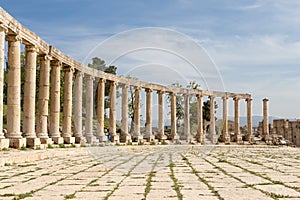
[1,0,300,120]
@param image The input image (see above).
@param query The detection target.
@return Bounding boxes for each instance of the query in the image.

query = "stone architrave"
[196,94,204,143]
[157,91,167,142]
[209,96,216,143]
[23,45,40,147]
[263,98,269,141]
[96,78,107,142]
[145,88,155,142]
[120,84,131,143]
[74,70,84,143]
[0,26,9,148]
[62,66,75,144]
[6,34,26,148]
[49,60,63,144]
[109,81,119,143]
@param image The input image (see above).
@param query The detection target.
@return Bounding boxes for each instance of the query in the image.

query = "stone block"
[52,137,64,144]
[144,135,155,142]
[40,138,53,145]
[110,135,120,143]
[26,138,41,148]
[9,138,26,148]
[0,138,9,149]
[64,137,75,144]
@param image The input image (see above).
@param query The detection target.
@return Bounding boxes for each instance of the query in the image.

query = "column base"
[86,135,98,144]
[97,135,107,143]
[120,134,131,143]
[245,134,254,143]
[40,138,54,145]
[64,137,75,144]
[26,138,41,148]
[110,135,120,143]
[132,135,143,143]
[144,135,155,142]
[9,138,26,148]
[156,134,167,142]
[75,137,86,144]
[235,135,243,144]
[171,135,180,143]
[52,137,64,144]
[0,138,9,149]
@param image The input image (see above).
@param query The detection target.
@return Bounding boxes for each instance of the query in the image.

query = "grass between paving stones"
[169,153,183,200]
[209,155,300,199]
[103,153,152,200]
[181,155,223,200]
[143,153,163,200]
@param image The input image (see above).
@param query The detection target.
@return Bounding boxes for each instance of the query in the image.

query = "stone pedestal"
[157,134,167,142]
[75,137,85,144]
[120,134,131,143]
[64,137,75,144]
[144,135,155,142]
[132,135,143,143]
[26,138,41,148]
[40,138,53,145]
[52,137,64,144]
[0,138,9,149]
[9,138,26,149]
[110,135,120,143]
[235,135,243,144]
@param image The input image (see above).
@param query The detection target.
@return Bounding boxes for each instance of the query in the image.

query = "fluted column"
[49,60,63,144]
[222,96,230,143]
[145,88,154,142]
[234,97,242,143]
[62,66,75,144]
[209,96,216,143]
[23,45,37,138]
[85,75,94,143]
[170,92,178,141]
[246,98,253,142]
[120,84,130,143]
[183,94,191,141]
[0,26,7,140]
[109,81,118,142]
[196,94,203,143]
[96,78,106,142]
[263,98,269,141]
[6,35,22,136]
[74,70,83,143]
[157,91,166,141]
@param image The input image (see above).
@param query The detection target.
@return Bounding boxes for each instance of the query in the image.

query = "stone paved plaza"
[1,145,300,200]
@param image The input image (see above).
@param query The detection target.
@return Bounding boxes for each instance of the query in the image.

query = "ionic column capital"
[25,45,38,53]
[145,88,152,93]
[246,98,253,102]
[122,84,128,89]
[74,70,84,77]
[5,34,22,42]
[263,98,269,102]
[50,59,62,67]
[196,94,203,98]
[39,54,52,62]
[233,96,240,101]
[157,90,164,95]
[85,74,94,81]
[99,78,106,84]
[110,80,118,86]
[63,65,74,73]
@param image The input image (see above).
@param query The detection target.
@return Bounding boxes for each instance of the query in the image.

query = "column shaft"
[96,78,106,141]
[157,91,165,139]
[121,85,129,137]
[74,71,83,140]
[209,96,216,142]
[196,95,203,142]
[133,87,141,136]
[49,60,61,138]
[23,45,37,138]
[184,94,190,140]
[6,35,22,138]
[263,98,269,140]
[85,75,93,143]
[234,97,240,135]
[0,27,6,138]
[170,92,177,138]
[109,81,117,137]
[145,88,153,139]
[246,98,253,141]
[62,66,73,138]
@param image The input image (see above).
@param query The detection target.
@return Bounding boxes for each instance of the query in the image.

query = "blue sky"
[1,0,300,119]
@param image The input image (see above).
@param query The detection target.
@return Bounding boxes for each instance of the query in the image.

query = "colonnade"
[0,7,266,149]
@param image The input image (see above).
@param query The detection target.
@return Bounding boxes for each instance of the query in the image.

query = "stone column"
[109,81,119,142]
[37,55,51,144]
[120,84,131,143]
[74,70,84,143]
[6,35,26,148]
[0,26,9,148]
[263,98,269,141]
[196,94,204,143]
[96,78,106,142]
[62,66,75,144]
[49,60,63,144]
[23,45,40,147]
[157,91,167,142]
[183,94,191,142]
[133,87,143,142]
[145,88,155,142]
[170,92,179,141]
[85,75,94,143]
[221,96,230,143]
[246,98,253,142]
[234,97,242,143]
[209,96,216,143]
